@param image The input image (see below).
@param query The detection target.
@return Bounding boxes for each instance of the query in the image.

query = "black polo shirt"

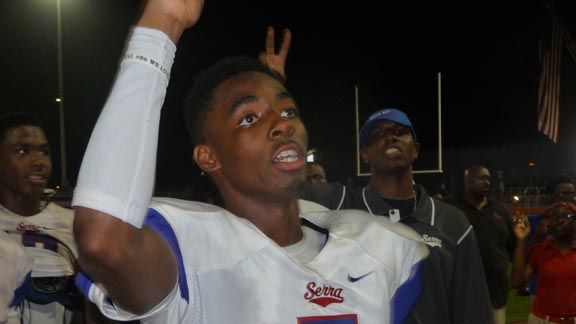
[443,194,516,309]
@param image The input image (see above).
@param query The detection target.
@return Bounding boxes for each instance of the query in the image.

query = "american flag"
[537,16,563,143]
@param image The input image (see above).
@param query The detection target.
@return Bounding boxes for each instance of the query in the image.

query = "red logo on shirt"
[492,213,503,221]
[304,282,344,307]
[16,222,41,232]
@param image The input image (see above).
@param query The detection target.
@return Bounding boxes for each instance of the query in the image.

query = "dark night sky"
[1,0,575,195]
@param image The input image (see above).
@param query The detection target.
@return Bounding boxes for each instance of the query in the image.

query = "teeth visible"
[29,175,44,180]
[280,156,298,162]
[385,148,400,154]
[275,149,299,162]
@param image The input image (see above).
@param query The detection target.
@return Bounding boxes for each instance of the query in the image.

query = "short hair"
[184,56,279,146]
[464,165,489,179]
[544,201,576,219]
[545,173,576,194]
[0,111,45,144]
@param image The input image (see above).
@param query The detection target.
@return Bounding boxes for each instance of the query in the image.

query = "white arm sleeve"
[72,27,176,228]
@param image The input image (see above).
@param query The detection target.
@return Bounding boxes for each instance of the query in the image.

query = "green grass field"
[506,288,531,323]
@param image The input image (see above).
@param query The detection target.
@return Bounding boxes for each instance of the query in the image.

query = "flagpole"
[56,0,69,188]
[437,72,443,172]
[545,0,576,64]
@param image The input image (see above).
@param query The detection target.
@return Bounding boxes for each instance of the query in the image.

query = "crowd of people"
[2,0,575,323]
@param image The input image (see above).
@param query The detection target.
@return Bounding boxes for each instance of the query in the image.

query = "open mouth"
[273,149,300,163]
[383,146,402,157]
[28,175,47,186]
[272,146,306,172]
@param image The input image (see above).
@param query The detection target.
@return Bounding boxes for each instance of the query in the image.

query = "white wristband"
[123,53,171,79]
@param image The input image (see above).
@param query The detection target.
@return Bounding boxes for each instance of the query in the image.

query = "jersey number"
[298,314,358,324]
[22,233,59,252]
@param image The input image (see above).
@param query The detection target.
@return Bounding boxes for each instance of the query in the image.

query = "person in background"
[345,109,494,324]
[444,165,515,324]
[511,201,576,324]
[0,111,120,324]
[0,111,82,323]
[517,173,576,298]
[527,174,576,245]
[544,174,576,204]
[307,162,327,184]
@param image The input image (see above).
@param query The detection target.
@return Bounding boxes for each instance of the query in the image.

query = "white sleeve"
[72,27,176,228]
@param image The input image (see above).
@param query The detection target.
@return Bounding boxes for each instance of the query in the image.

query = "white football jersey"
[80,198,428,324]
[0,203,77,277]
[0,203,77,324]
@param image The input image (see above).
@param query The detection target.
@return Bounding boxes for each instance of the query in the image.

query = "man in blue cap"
[347,108,495,324]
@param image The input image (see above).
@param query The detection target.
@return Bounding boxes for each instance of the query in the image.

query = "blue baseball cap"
[359,108,417,147]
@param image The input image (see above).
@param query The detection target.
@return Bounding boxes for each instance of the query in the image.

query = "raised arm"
[73,0,204,315]
[510,216,534,289]
[139,0,204,43]
[258,26,291,83]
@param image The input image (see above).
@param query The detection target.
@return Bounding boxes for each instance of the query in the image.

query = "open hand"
[512,215,531,240]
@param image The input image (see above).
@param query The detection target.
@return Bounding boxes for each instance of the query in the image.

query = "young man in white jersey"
[0,112,83,323]
[0,112,121,324]
[72,0,429,323]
